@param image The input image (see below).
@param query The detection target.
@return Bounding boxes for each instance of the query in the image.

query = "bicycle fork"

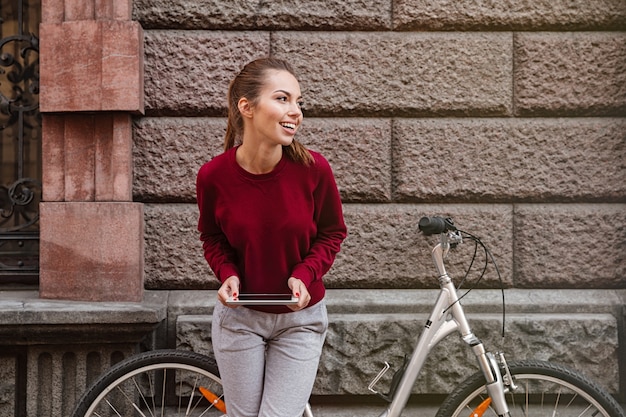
[467,337,512,417]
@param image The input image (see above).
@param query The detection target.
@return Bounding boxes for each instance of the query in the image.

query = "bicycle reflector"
[199,386,227,413]
[469,397,492,417]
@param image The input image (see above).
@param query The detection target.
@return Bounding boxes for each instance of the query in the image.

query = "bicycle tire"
[71,349,226,417]
[436,359,624,417]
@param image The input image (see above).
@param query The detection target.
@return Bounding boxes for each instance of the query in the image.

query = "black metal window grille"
[0,0,41,285]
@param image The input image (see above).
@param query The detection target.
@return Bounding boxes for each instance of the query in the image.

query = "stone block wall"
[131,0,626,402]
[132,0,626,290]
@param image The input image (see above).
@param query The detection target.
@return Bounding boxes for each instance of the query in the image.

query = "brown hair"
[224,57,314,165]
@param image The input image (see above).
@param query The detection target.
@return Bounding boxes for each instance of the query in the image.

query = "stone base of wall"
[0,288,622,416]
[174,289,625,399]
[0,290,167,416]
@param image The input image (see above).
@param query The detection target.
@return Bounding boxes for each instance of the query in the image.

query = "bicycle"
[71,216,625,417]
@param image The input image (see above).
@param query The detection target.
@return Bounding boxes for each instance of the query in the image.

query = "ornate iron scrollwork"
[0,177,41,232]
[0,34,39,119]
[0,0,41,281]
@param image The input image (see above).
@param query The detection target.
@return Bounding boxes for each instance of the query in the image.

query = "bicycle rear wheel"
[71,349,226,417]
[436,359,624,417]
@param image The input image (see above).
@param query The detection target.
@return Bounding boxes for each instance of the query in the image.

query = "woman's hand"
[217,276,240,307]
[287,277,310,311]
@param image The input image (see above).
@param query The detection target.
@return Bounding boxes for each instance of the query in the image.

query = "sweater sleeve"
[290,155,347,287]
[196,162,240,282]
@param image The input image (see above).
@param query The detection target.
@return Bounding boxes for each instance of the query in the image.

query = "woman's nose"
[289,102,302,116]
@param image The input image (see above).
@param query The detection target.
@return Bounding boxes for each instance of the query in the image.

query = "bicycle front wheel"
[436,360,624,417]
[71,349,226,417]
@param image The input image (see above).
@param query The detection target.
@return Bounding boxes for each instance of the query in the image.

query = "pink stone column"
[38,0,145,301]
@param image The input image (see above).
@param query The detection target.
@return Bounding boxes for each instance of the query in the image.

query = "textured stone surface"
[40,20,143,113]
[46,0,133,21]
[514,204,626,288]
[43,114,134,202]
[393,0,626,30]
[393,118,626,202]
[272,32,512,117]
[144,203,515,289]
[133,117,225,202]
[133,0,391,30]
[62,115,96,201]
[26,345,139,417]
[135,117,625,205]
[318,312,618,395]
[298,119,392,202]
[142,31,512,116]
[515,32,626,116]
[145,203,626,291]
[39,202,144,302]
[330,204,514,289]
[95,114,134,201]
[173,289,622,396]
[133,0,626,31]
[0,289,166,416]
[133,117,392,202]
[0,355,15,417]
[41,115,66,202]
[143,203,213,289]
[143,31,269,115]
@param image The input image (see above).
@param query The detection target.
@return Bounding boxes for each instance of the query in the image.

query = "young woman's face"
[245,69,304,147]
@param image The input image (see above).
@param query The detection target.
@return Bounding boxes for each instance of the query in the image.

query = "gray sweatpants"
[212,300,328,417]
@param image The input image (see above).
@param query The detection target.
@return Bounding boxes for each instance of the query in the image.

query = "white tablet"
[226,294,299,306]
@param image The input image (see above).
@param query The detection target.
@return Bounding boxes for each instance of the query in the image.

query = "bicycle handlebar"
[418,216,457,236]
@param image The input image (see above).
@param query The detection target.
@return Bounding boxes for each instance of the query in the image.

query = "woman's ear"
[238,97,253,119]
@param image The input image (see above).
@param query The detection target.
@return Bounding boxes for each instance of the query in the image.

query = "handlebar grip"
[418,216,457,235]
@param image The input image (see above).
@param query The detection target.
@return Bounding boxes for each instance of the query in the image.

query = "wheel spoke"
[103,399,122,417]
[436,360,623,417]
[133,376,156,417]
[72,350,224,417]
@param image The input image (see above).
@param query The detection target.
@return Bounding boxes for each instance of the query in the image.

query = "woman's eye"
[277,96,287,102]
[297,101,305,108]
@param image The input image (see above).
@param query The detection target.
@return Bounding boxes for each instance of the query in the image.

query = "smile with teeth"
[280,122,296,131]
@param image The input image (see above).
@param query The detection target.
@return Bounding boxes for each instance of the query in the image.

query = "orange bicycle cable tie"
[199,386,227,413]
[469,397,492,417]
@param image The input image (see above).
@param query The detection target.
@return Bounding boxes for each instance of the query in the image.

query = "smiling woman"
[223,58,313,168]
[235,69,304,173]
[196,57,347,417]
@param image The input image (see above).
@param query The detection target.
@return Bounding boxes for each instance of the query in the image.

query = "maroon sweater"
[196,146,347,313]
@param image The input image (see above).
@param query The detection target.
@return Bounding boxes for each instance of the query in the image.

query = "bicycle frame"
[72,215,622,417]
[72,218,622,417]
[338,230,511,417]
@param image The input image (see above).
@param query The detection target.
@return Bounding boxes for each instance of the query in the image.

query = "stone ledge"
[167,288,626,315]
[0,290,167,344]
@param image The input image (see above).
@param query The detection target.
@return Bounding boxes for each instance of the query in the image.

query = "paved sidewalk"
[307,398,626,417]
[308,403,438,417]
[215,393,626,417]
